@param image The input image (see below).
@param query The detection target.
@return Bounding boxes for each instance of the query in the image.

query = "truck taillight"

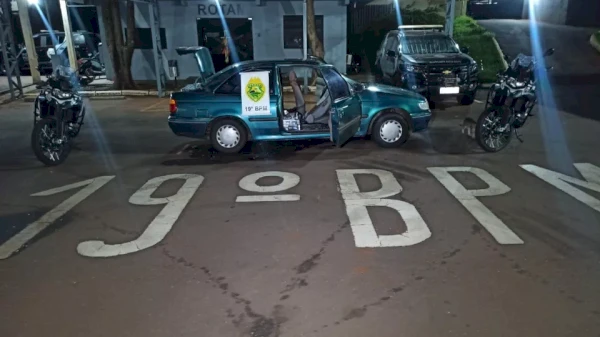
[169,98,177,115]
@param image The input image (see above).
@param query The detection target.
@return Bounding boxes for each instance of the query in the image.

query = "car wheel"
[210,119,248,154]
[372,114,409,148]
[458,92,476,105]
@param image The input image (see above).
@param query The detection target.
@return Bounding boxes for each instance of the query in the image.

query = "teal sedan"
[168,47,431,153]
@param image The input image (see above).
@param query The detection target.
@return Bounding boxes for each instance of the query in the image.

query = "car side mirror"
[460,46,469,54]
[386,50,396,58]
[543,48,555,57]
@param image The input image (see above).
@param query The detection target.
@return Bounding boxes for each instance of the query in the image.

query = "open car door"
[175,46,215,85]
[321,67,362,147]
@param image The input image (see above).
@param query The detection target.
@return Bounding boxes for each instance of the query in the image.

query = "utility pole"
[16,0,41,82]
[445,0,456,38]
[302,0,307,60]
[302,0,307,93]
[59,0,77,70]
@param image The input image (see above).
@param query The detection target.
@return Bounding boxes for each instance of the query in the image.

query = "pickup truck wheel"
[210,119,247,154]
[372,115,409,148]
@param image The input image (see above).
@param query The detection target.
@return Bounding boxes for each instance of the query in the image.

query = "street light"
[27,0,39,5]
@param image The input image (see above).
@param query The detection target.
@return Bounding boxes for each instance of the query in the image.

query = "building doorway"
[197,18,253,71]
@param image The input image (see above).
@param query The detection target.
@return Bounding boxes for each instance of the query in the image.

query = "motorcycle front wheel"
[31,119,71,166]
[475,107,513,153]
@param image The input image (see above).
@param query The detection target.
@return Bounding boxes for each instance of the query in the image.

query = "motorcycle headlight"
[53,89,72,99]
[418,100,429,111]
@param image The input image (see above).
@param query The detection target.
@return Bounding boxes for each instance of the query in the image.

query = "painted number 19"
[0,174,203,260]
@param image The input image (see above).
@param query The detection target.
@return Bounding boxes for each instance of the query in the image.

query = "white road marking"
[0,176,115,260]
[336,169,431,247]
[236,195,300,202]
[474,99,484,104]
[428,167,524,245]
[521,163,600,213]
[236,171,300,202]
[77,174,204,258]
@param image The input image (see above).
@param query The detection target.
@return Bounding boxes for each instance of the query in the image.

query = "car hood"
[358,82,424,102]
[402,53,473,66]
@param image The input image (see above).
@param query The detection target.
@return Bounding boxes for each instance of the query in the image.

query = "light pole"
[58,0,77,70]
[19,0,41,82]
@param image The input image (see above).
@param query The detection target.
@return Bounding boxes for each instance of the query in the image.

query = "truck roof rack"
[398,25,444,31]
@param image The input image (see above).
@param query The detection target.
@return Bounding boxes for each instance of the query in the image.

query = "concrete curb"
[491,36,509,71]
[590,33,600,54]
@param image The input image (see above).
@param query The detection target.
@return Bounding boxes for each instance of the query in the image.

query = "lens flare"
[527,0,574,173]
[214,0,240,65]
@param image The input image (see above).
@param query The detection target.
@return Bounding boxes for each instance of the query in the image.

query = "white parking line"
[140,100,167,112]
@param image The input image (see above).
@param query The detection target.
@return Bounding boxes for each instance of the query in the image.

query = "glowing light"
[528,0,574,173]
[27,0,39,5]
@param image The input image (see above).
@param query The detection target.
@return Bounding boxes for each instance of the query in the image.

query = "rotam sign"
[198,3,244,16]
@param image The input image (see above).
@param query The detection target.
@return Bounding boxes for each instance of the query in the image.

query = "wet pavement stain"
[443,248,461,259]
[295,249,324,274]
[343,307,367,321]
[159,220,357,336]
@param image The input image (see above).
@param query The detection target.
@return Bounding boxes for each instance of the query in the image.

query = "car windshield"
[400,35,459,54]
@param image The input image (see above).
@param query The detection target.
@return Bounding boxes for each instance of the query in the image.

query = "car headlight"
[418,100,429,110]
[404,64,423,73]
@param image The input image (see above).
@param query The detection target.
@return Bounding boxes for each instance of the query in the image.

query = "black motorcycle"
[31,67,88,166]
[78,51,105,84]
[475,48,555,152]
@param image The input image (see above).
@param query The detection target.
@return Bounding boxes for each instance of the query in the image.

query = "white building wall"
[123,0,347,81]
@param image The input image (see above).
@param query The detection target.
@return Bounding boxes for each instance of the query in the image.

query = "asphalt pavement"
[479,19,600,122]
[1,90,599,337]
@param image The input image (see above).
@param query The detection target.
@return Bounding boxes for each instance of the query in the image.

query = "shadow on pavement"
[161,139,377,166]
[547,73,600,122]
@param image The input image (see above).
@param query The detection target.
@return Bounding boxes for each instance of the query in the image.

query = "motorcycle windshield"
[513,54,534,69]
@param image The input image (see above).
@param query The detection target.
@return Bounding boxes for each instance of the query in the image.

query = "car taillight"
[169,98,177,115]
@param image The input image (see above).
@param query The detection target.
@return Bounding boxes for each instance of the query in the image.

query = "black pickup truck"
[375,25,479,105]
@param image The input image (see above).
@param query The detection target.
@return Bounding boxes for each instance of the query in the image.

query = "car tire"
[458,92,476,105]
[372,114,410,148]
[210,119,248,154]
